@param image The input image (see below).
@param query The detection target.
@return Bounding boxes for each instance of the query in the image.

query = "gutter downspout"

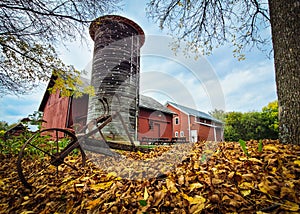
[213,122,217,141]
[188,114,191,142]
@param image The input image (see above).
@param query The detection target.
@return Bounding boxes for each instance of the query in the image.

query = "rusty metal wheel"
[17,128,86,189]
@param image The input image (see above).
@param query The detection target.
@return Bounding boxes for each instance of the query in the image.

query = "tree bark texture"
[268,0,300,144]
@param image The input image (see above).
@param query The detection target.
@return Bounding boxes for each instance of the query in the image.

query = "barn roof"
[140,95,174,115]
[166,102,223,124]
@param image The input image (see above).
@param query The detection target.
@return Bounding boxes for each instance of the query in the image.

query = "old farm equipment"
[17,15,147,189]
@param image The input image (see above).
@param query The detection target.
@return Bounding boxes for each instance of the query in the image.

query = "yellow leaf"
[144,187,149,200]
[90,181,113,191]
[264,145,278,152]
[166,179,178,193]
[204,149,214,154]
[80,176,91,181]
[194,161,199,170]
[239,182,253,190]
[190,183,204,192]
[222,195,230,201]
[190,203,205,213]
[182,193,206,205]
[258,181,271,194]
[241,190,251,197]
[107,172,117,179]
[178,174,185,185]
[249,158,263,164]
[62,176,73,183]
[294,160,300,167]
[86,198,101,210]
[281,200,299,211]
[212,178,223,185]
[271,167,277,174]
[228,171,235,179]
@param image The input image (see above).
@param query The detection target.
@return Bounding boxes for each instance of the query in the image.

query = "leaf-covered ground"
[0,140,299,213]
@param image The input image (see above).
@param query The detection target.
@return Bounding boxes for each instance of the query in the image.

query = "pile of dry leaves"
[0,139,299,213]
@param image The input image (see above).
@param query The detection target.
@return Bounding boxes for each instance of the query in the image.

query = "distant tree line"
[210,101,278,141]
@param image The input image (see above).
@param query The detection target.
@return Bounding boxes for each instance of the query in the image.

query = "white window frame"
[174,117,179,125]
[180,131,184,137]
[175,131,179,137]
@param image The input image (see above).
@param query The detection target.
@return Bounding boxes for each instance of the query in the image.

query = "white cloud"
[0,0,277,125]
[0,85,46,124]
[220,62,277,111]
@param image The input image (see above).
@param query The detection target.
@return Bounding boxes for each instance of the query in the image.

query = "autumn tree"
[223,101,279,141]
[209,109,226,122]
[147,0,299,144]
[0,0,120,96]
[0,121,9,131]
[261,100,278,139]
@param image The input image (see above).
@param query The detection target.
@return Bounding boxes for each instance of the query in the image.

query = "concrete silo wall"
[87,15,144,141]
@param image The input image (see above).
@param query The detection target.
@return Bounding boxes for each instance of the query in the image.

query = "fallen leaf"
[258,181,269,194]
[293,160,300,167]
[143,187,149,200]
[85,198,101,210]
[212,178,223,185]
[166,179,178,193]
[190,202,205,213]
[249,158,263,164]
[90,181,113,191]
[189,182,203,192]
[239,182,253,190]
[264,145,278,152]
[106,172,117,179]
[153,190,165,206]
[178,174,185,185]
[281,200,299,211]
[241,190,251,197]
[182,193,206,205]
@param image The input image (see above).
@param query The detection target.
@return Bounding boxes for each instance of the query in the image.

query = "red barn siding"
[40,92,174,142]
[166,104,189,139]
[166,104,223,142]
[41,90,69,130]
[215,127,222,141]
[138,108,173,141]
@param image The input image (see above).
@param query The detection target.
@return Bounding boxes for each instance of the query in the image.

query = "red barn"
[138,95,174,141]
[38,77,222,143]
[38,77,89,131]
[166,102,223,142]
[38,79,174,142]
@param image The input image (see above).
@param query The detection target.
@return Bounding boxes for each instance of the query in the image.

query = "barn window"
[180,131,184,137]
[174,117,179,125]
[175,131,178,137]
[149,120,153,130]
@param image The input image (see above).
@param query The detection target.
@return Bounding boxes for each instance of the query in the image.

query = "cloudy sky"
[0,0,277,125]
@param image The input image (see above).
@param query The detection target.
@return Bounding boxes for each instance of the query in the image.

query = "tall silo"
[87,15,145,142]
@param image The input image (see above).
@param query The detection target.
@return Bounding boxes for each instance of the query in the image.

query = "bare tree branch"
[146,0,271,57]
[0,0,121,96]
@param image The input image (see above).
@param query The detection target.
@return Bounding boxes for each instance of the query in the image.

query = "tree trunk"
[268,0,300,144]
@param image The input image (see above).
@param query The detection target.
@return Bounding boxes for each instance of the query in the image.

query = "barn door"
[154,123,161,138]
[190,130,198,143]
